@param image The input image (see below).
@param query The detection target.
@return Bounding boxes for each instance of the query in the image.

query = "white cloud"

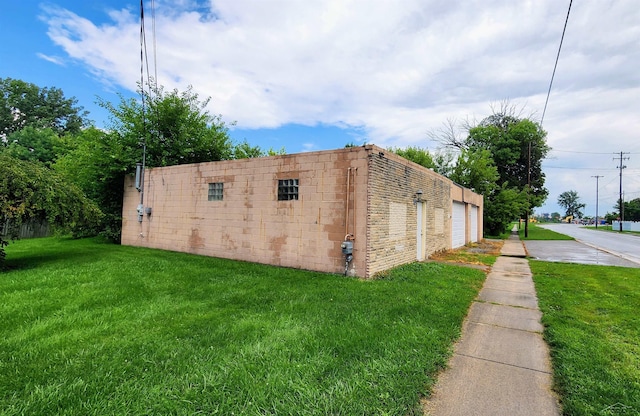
[36,52,65,65]
[40,0,640,214]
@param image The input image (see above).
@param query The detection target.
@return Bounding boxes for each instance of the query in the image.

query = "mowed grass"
[531,261,640,415]
[1,237,486,415]
[518,223,574,240]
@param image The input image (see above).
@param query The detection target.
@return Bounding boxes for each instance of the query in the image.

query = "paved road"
[537,224,640,266]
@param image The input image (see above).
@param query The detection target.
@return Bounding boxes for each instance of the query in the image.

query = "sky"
[2,0,639,217]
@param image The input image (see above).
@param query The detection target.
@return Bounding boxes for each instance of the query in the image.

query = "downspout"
[352,168,357,241]
[345,168,351,239]
[345,168,354,241]
[343,168,355,276]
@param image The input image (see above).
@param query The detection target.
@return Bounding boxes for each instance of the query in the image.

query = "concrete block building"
[121,145,483,278]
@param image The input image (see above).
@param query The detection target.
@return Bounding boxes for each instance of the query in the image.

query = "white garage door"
[452,202,466,248]
[470,205,478,243]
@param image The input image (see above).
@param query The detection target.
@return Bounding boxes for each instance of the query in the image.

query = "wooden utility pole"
[614,152,629,232]
[591,175,603,229]
[525,141,531,238]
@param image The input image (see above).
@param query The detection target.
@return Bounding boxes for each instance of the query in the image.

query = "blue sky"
[2,0,639,216]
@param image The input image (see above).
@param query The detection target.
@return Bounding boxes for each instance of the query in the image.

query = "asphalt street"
[526,224,640,268]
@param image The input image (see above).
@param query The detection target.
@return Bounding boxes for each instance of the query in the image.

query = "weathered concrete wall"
[122,147,369,276]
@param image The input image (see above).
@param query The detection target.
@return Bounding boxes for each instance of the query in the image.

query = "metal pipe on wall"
[345,168,351,239]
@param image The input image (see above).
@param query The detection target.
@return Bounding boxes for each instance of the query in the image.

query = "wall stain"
[188,228,205,249]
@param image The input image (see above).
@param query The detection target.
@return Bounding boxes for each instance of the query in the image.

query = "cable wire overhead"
[541,0,573,125]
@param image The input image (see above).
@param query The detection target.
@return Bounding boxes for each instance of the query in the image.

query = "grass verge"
[517,223,574,240]
[584,225,640,236]
[1,237,486,415]
[531,261,640,415]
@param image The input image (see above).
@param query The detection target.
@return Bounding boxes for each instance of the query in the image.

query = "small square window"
[278,179,299,201]
[208,182,224,201]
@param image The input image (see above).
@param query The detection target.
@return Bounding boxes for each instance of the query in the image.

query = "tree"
[232,141,286,159]
[621,198,640,221]
[58,83,237,241]
[483,183,527,236]
[389,146,436,169]
[467,116,549,212]
[431,103,550,236]
[1,126,71,167]
[97,83,234,168]
[557,190,586,218]
[55,127,131,241]
[449,149,499,197]
[0,77,88,138]
[1,154,102,267]
[389,146,460,178]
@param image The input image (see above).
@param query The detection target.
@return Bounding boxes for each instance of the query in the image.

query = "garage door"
[470,205,478,243]
[452,202,466,248]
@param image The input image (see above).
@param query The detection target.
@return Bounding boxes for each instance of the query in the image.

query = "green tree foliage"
[58,84,242,242]
[0,77,88,138]
[430,105,550,236]
[467,115,549,211]
[449,149,499,197]
[432,152,456,178]
[2,126,71,167]
[389,146,458,177]
[233,140,266,159]
[557,190,586,218]
[97,84,234,167]
[483,183,527,236]
[0,154,102,267]
[448,148,519,236]
[389,146,436,169]
[620,198,640,221]
[55,127,129,241]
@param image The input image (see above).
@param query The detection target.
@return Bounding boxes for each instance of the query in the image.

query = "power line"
[543,166,615,171]
[541,0,573,125]
[549,148,640,155]
[138,0,148,223]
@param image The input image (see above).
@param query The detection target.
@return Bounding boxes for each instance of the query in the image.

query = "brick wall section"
[365,146,454,277]
[122,147,369,276]
[122,145,483,279]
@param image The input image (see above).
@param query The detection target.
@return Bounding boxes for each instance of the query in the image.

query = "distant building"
[122,145,483,278]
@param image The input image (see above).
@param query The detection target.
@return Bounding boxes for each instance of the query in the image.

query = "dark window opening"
[278,179,299,200]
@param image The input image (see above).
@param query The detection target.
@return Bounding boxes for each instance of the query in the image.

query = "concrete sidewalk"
[424,232,561,415]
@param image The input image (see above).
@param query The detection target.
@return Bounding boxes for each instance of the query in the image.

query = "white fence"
[611,221,640,232]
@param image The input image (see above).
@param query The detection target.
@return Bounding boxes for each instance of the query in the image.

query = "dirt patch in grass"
[428,239,503,270]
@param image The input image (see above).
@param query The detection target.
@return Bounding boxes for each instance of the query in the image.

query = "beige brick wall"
[122,147,369,277]
[364,147,453,277]
[122,145,483,279]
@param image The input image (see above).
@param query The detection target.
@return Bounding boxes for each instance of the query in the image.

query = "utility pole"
[525,141,531,238]
[614,152,629,232]
[591,175,603,229]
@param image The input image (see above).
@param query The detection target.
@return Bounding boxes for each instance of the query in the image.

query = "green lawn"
[531,261,640,415]
[1,237,485,415]
[518,223,574,240]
